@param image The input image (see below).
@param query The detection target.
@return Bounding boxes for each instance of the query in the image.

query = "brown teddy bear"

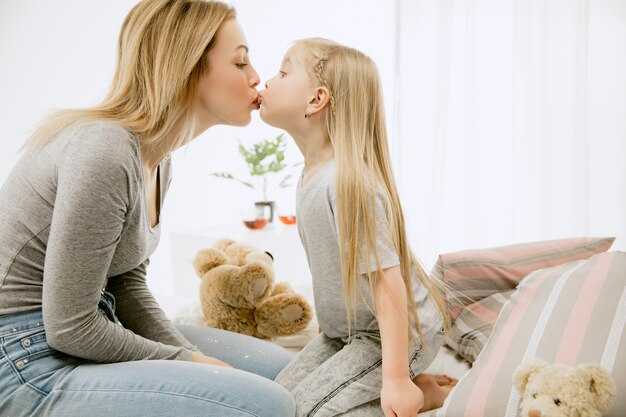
[513,357,616,417]
[193,238,313,339]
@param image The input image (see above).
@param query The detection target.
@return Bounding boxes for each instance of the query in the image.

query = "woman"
[0,1,295,416]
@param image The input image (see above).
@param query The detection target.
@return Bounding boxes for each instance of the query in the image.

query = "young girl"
[259,38,457,417]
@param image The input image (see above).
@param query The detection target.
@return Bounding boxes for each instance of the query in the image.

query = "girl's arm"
[376,265,424,416]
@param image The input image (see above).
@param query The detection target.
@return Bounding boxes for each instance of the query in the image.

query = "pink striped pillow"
[446,290,514,363]
[431,237,615,321]
[432,251,626,417]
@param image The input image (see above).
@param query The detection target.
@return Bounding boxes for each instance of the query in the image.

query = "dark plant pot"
[254,200,276,223]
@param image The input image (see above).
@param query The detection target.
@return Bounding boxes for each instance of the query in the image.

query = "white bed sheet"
[160,291,471,416]
[418,345,471,416]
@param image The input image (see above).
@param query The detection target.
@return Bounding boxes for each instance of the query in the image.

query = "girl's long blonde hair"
[23,0,235,153]
[295,38,450,344]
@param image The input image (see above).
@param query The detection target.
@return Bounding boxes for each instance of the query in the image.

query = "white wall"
[0,1,396,295]
[3,1,624,300]
[1,2,124,179]
[394,0,626,266]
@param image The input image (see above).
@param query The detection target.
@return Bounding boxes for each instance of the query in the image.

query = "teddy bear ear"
[576,363,616,414]
[513,357,549,394]
[193,248,229,276]
[245,251,274,265]
[213,238,236,252]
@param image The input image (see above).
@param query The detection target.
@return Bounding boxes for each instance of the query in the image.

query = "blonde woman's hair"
[294,38,450,344]
[23,0,236,153]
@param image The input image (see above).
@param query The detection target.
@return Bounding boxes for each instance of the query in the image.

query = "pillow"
[431,237,615,320]
[445,289,514,363]
[430,251,626,417]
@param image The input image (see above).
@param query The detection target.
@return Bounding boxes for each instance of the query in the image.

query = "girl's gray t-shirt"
[0,121,195,362]
[296,160,442,343]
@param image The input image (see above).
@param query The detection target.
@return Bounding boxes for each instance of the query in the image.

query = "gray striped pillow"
[432,251,626,417]
[446,289,514,363]
[431,237,615,321]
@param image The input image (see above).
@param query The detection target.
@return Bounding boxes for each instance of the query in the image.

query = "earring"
[304,113,310,119]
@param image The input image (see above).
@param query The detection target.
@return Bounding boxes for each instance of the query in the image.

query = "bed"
[168,237,626,416]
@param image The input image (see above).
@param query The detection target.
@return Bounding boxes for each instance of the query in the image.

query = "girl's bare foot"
[412,373,458,412]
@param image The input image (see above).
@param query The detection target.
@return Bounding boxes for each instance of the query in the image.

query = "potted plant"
[211,133,300,224]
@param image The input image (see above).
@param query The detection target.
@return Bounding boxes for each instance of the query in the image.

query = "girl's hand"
[191,351,232,368]
[381,376,424,417]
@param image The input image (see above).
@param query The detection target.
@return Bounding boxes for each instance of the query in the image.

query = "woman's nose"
[249,66,260,88]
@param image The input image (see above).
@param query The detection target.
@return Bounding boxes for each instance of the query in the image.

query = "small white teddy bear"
[513,357,616,417]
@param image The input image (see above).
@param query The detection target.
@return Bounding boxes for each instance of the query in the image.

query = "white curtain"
[393,0,626,268]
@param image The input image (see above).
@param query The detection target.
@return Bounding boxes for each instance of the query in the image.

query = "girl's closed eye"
[235,62,248,69]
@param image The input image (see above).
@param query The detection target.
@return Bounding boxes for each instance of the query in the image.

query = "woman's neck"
[139,118,216,171]
[140,141,169,172]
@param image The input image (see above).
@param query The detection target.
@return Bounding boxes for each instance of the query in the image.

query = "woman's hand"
[381,376,424,417]
[191,351,232,368]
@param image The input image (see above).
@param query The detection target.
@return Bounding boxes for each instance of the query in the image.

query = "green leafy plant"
[211,133,301,201]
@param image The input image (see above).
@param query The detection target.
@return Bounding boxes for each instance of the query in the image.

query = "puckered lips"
[252,94,261,109]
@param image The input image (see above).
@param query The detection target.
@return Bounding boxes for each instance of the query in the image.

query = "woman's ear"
[305,86,331,118]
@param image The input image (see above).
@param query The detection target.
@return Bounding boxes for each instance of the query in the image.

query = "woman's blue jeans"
[0,303,296,416]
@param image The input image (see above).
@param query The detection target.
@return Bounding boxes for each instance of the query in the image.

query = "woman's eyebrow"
[233,44,249,53]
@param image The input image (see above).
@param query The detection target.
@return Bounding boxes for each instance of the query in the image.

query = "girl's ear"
[305,86,331,118]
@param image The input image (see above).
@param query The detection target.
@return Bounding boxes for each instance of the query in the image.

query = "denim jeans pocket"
[98,290,120,324]
[3,325,79,395]
[408,330,444,379]
[407,344,424,379]
[18,330,50,356]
